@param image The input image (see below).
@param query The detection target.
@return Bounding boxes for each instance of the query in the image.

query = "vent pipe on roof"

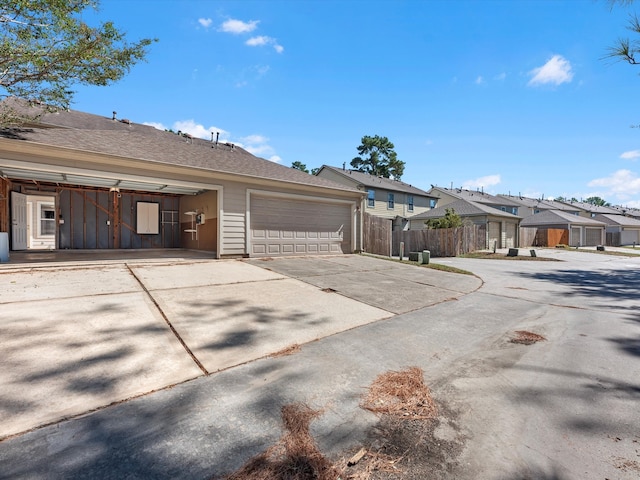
[343,162,346,170]
[112,111,117,120]
[216,132,219,145]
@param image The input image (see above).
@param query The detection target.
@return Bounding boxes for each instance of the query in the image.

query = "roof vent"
[112,111,117,120]
[120,118,131,125]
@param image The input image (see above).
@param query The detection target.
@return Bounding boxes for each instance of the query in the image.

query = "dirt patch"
[361,367,438,419]
[341,397,465,480]
[510,330,546,345]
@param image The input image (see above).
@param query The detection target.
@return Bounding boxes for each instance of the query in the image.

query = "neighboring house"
[556,200,621,219]
[428,186,521,215]
[408,198,521,249]
[0,99,364,258]
[497,195,581,217]
[315,165,437,230]
[594,214,640,246]
[520,210,606,247]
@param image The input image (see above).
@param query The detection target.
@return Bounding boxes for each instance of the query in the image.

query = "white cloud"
[462,174,501,190]
[143,122,167,131]
[475,76,484,85]
[588,169,640,198]
[198,18,213,28]
[620,150,640,161]
[246,35,284,53]
[239,134,281,162]
[144,119,282,163]
[172,120,229,141]
[494,72,506,81]
[220,19,259,34]
[528,54,573,86]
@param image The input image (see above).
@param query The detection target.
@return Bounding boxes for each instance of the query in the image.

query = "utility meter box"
[196,213,205,225]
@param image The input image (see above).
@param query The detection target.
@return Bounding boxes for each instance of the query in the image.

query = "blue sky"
[72,0,640,207]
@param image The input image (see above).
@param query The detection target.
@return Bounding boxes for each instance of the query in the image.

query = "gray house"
[594,214,640,246]
[0,100,364,258]
[316,165,436,230]
[520,210,606,247]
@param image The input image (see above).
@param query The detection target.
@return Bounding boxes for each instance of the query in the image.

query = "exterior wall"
[218,178,361,257]
[428,190,460,208]
[364,189,430,219]
[179,190,218,252]
[0,177,9,233]
[316,168,358,188]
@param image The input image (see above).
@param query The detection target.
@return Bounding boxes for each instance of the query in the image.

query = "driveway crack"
[125,264,209,375]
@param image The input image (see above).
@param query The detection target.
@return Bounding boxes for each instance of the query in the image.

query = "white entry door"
[11,191,28,250]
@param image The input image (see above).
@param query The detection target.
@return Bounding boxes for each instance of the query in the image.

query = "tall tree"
[291,161,309,173]
[0,0,156,125]
[350,135,405,179]
[585,196,611,206]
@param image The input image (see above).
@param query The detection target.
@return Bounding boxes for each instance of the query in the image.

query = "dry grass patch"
[510,330,546,345]
[361,367,437,420]
[224,403,339,480]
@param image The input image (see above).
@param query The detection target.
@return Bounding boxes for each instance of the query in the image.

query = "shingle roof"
[497,195,581,213]
[0,99,361,194]
[557,200,621,215]
[318,165,434,196]
[429,186,521,207]
[409,198,520,220]
[594,213,640,227]
[520,210,606,227]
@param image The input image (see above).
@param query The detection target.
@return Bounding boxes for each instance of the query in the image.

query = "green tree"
[605,1,640,65]
[350,135,405,179]
[426,208,463,229]
[0,0,156,124]
[291,161,309,173]
[585,196,611,206]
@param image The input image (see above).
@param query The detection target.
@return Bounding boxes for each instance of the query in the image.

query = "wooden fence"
[606,232,621,247]
[391,224,487,257]
[362,212,392,256]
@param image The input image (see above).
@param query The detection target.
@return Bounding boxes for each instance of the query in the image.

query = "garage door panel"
[250,196,351,257]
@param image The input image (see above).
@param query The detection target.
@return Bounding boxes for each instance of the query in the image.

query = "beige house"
[316,165,436,230]
[408,198,521,249]
[428,186,521,215]
[0,100,363,258]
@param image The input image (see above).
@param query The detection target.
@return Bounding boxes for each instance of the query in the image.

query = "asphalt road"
[0,249,638,479]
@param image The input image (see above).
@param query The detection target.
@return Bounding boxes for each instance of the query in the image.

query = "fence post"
[399,241,404,260]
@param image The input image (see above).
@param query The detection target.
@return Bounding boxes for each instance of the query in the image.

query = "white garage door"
[621,229,640,245]
[585,227,602,246]
[505,222,516,249]
[250,196,352,257]
[488,222,501,250]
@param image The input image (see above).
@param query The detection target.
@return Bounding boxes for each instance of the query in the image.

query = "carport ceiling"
[0,165,207,195]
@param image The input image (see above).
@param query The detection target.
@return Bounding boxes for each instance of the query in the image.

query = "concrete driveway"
[0,253,480,440]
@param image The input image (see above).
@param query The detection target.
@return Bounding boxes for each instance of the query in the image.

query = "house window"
[407,195,414,212]
[500,206,507,212]
[38,203,55,236]
[534,209,540,214]
[429,199,437,208]
[387,193,395,209]
[511,207,518,215]
[367,189,375,208]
